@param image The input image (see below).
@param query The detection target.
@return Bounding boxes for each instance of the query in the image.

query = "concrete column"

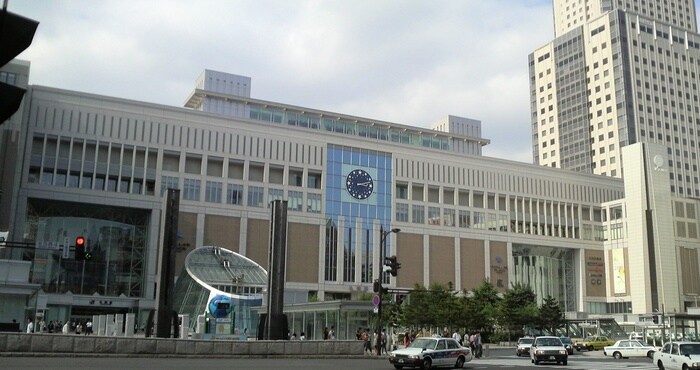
[179,315,189,339]
[125,313,135,337]
[97,315,106,336]
[115,314,124,336]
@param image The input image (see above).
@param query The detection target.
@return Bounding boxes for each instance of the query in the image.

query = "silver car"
[530,336,568,366]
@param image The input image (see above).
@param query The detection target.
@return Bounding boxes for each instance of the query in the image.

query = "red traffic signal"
[75,236,85,260]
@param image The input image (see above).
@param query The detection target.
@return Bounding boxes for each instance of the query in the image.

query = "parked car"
[603,339,657,359]
[530,336,568,366]
[574,335,615,351]
[559,336,574,355]
[652,341,700,370]
[389,336,472,369]
[516,337,535,357]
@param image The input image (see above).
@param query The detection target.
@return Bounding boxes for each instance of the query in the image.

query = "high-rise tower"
[530,0,700,197]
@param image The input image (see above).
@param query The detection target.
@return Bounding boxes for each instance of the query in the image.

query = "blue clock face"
[345,169,374,200]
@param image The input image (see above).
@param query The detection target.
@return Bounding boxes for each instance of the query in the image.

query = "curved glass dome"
[173,246,267,335]
[184,245,267,296]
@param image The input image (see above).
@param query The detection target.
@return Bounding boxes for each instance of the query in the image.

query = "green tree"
[401,283,461,331]
[463,280,501,333]
[497,282,538,340]
[402,284,432,328]
[538,295,564,335]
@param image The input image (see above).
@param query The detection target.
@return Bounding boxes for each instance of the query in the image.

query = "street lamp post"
[377,225,400,356]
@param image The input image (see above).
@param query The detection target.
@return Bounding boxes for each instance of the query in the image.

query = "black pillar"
[156,188,179,338]
[264,199,288,340]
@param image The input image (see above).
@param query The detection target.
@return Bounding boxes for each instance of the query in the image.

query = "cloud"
[11,1,562,163]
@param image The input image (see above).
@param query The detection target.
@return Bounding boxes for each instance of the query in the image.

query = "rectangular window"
[185,155,202,175]
[396,183,408,199]
[428,207,441,225]
[268,188,284,206]
[289,168,303,186]
[228,160,244,179]
[183,178,201,201]
[288,191,303,211]
[161,175,179,195]
[307,193,321,213]
[205,181,223,203]
[473,211,485,229]
[395,203,409,222]
[247,186,264,207]
[269,167,284,185]
[412,205,424,224]
[459,210,471,228]
[226,183,243,205]
[307,172,322,189]
[443,209,455,226]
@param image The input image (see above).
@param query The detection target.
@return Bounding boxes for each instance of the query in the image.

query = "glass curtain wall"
[22,199,149,298]
[512,244,576,311]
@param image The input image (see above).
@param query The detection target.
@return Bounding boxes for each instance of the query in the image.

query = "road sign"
[372,294,380,306]
[373,307,379,313]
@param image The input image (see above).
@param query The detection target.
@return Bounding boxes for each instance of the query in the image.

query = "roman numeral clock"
[345,169,374,200]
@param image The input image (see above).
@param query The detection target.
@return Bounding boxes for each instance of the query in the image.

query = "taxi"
[653,341,700,370]
[389,337,472,369]
[574,335,615,351]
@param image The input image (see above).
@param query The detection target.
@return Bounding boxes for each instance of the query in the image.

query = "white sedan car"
[603,339,657,359]
[389,337,472,369]
[652,341,700,370]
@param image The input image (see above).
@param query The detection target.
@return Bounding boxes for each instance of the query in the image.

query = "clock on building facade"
[345,169,374,199]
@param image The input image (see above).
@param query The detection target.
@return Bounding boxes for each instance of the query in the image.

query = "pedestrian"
[381,329,388,354]
[452,329,461,344]
[299,332,305,340]
[291,332,297,340]
[62,321,69,334]
[85,320,92,335]
[26,319,33,333]
[474,331,483,358]
[362,329,371,354]
[329,325,335,340]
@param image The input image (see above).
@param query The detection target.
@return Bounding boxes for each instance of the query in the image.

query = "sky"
[9,1,700,163]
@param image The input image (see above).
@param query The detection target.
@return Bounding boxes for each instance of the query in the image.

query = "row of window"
[247,104,456,152]
[395,202,607,240]
[162,176,323,213]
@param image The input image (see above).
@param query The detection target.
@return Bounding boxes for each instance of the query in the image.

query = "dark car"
[560,336,574,355]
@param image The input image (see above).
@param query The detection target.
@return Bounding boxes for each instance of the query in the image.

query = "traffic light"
[0,7,39,123]
[384,255,401,276]
[395,294,405,305]
[75,236,91,261]
[652,315,659,324]
[373,279,381,293]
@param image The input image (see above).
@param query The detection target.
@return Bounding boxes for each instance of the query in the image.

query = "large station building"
[0,0,699,340]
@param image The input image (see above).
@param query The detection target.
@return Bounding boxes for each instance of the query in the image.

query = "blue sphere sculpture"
[208,294,233,318]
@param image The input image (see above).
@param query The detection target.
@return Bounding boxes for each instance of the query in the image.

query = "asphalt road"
[0,348,658,370]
